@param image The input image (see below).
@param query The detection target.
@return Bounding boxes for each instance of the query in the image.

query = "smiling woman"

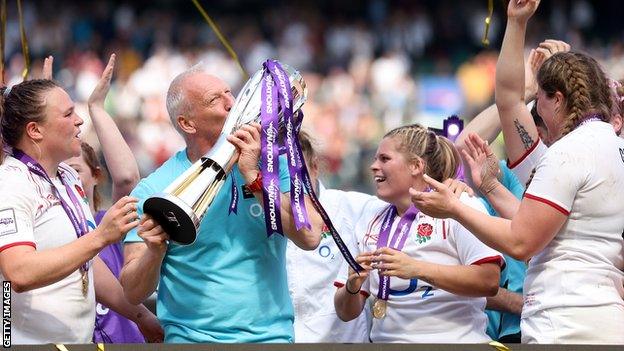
[0,79,140,344]
[334,123,504,343]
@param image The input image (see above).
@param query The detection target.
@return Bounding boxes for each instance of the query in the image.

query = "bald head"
[166,67,233,133]
[165,67,235,150]
[166,66,205,130]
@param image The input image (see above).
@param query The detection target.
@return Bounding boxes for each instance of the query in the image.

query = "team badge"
[75,184,85,198]
[415,223,433,244]
[75,184,89,205]
[321,224,331,239]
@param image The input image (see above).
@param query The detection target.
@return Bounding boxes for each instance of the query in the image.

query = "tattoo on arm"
[514,119,535,150]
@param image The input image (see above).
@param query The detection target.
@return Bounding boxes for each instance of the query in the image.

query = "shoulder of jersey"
[459,192,488,212]
[58,162,80,182]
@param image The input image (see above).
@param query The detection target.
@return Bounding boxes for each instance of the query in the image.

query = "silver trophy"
[143,63,307,245]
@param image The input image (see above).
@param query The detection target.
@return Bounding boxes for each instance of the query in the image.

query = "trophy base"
[143,193,199,245]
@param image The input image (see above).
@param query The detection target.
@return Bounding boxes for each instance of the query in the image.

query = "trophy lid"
[223,61,307,135]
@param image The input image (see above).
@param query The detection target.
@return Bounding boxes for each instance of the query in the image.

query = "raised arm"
[495,0,541,164]
[88,54,140,202]
[455,53,545,150]
[456,104,502,148]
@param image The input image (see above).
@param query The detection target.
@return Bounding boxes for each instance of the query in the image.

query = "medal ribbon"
[13,149,90,272]
[376,205,419,301]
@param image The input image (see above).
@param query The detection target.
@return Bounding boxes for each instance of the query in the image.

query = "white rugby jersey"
[507,139,548,186]
[0,156,96,344]
[336,194,503,343]
[523,121,624,321]
[286,183,382,342]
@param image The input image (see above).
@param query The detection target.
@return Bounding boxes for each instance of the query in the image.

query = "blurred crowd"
[3,0,624,199]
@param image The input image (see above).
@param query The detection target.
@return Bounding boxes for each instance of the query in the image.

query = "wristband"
[345,281,361,295]
[244,171,263,193]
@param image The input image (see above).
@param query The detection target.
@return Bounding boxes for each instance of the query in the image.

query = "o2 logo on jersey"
[389,278,434,299]
[249,203,263,218]
[317,245,335,260]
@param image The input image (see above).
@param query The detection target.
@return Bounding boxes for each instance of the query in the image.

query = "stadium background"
[2,0,623,204]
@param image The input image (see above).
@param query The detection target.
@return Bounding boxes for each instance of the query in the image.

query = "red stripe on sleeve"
[524,193,570,216]
[0,241,36,253]
[507,140,540,169]
[471,255,505,270]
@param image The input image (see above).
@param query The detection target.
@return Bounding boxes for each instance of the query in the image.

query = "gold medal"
[80,269,89,297]
[372,298,387,319]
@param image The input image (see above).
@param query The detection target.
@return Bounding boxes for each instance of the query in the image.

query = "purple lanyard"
[13,149,90,271]
[376,205,419,301]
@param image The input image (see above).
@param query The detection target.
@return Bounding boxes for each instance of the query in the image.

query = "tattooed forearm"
[514,119,535,150]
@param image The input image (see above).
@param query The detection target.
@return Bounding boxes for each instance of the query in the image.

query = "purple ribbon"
[228,176,238,214]
[260,67,283,236]
[376,205,419,301]
[265,60,310,231]
[258,59,362,272]
[13,149,90,272]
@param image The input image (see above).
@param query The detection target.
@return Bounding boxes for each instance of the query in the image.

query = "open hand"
[88,54,116,108]
[461,133,501,195]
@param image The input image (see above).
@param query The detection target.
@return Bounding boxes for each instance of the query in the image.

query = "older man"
[120,67,322,343]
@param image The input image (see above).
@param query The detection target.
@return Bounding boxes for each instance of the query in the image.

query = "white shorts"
[521,304,624,344]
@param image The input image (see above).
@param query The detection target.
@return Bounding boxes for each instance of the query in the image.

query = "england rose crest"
[416,223,433,244]
[321,224,331,239]
[75,184,85,198]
